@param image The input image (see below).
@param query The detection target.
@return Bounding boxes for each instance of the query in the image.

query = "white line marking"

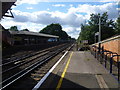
[32,51,68,90]
[95,75,109,89]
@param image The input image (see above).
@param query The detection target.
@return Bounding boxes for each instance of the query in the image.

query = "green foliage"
[9,26,18,31]
[21,29,29,31]
[40,23,62,34]
[40,23,69,40]
[78,12,116,44]
[115,17,120,35]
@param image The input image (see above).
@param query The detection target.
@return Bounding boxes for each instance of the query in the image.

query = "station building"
[9,30,59,45]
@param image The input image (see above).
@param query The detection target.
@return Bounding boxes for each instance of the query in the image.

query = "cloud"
[68,3,118,20]
[12,10,29,22]
[16,0,44,5]
[15,0,119,5]
[64,27,81,33]
[69,4,73,7]
[63,27,81,39]
[62,12,85,27]
[11,10,85,28]
[26,7,33,10]
[34,12,60,24]
[2,2,119,39]
[19,23,45,32]
[68,30,80,39]
[47,8,50,10]
[1,18,45,32]
[99,0,119,2]
[69,32,79,39]
[1,18,25,30]
[52,4,65,7]
[64,27,76,33]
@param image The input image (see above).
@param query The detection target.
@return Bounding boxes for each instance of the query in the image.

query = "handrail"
[90,45,120,81]
[101,51,112,67]
[110,55,120,81]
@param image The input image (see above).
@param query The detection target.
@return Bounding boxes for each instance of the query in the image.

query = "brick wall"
[102,39,120,55]
[93,35,120,62]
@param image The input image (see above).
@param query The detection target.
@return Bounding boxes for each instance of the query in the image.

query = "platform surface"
[39,51,119,89]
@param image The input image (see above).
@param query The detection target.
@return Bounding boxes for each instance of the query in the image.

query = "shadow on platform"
[39,73,102,90]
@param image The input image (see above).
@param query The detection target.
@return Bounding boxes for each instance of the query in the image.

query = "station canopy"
[9,30,59,38]
[1,0,16,19]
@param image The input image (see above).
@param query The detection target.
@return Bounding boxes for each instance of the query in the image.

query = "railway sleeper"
[34,71,46,74]
[32,77,42,81]
[31,73,44,77]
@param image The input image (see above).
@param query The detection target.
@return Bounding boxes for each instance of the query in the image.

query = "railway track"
[2,44,67,81]
[2,44,63,66]
[2,44,66,70]
[1,43,74,89]
[2,51,34,64]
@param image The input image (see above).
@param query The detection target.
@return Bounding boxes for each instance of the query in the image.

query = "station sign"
[95,32,99,36]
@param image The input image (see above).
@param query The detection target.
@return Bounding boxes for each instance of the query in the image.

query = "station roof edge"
[9,30,59,38]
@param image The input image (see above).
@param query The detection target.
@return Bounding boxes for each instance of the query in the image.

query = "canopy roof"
[9,30,59,38]
[1,0,16,18]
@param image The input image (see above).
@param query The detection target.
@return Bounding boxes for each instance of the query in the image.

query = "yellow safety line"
[56,52,73,90]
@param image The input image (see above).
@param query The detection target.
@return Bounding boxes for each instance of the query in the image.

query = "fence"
[90,45,120,82]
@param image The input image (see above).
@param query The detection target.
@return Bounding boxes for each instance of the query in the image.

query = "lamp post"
[98,16,101,53]
[99,17,101,42]
[94,16,101,43]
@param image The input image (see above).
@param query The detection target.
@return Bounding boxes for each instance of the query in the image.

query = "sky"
[1,0,120,39]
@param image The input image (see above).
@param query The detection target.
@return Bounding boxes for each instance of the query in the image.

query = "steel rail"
[1,51,50,74]
[1,44,68,74]
[1,43,71,89]
[1,44,65,66]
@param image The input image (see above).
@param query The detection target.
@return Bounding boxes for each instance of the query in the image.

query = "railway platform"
[33,51,119,89]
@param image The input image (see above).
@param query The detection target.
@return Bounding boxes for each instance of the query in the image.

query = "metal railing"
[90,45,120,81]
[110,55,120,81]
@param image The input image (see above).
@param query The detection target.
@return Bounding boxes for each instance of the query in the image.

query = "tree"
[21,29,29,31]
[40,23,69,40]
[40,23,62,34]
[9,26,18,31]
[78,12,116,44]
[115,16,120,35]
[60,31,68,39]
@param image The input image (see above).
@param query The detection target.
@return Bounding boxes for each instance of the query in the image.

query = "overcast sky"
[1,0,119,39]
